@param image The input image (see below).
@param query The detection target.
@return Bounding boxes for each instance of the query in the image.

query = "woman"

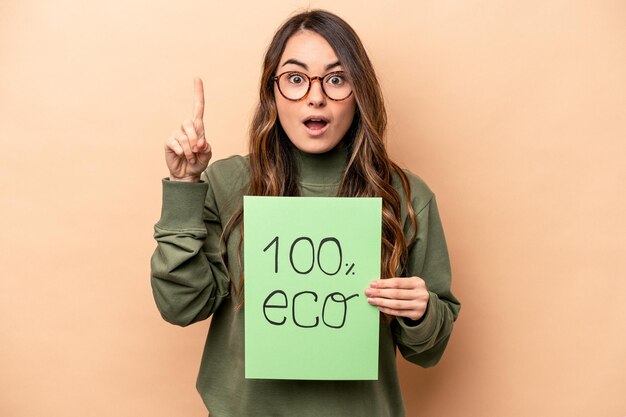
[151,9,460,417]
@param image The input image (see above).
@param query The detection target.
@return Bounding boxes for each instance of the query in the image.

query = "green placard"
[243,196,381,380]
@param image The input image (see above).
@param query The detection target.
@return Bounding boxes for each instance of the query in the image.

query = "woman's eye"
[288,74,305,84]
[326,75,345,86]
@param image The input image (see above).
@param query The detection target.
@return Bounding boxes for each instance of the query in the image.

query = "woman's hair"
[225,9,417,299]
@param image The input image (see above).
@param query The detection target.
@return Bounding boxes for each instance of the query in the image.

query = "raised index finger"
[192,77,205,121]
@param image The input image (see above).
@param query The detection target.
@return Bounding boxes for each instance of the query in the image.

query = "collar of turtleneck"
[291,142,349,186]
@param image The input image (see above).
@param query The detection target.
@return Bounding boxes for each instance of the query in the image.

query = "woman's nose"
[307,78,327,107]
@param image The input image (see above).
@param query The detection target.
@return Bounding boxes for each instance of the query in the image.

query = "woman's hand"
[164,77,213,182]
[364,277,430,321]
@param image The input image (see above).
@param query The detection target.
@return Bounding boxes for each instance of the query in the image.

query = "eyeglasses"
[272,71,353,101]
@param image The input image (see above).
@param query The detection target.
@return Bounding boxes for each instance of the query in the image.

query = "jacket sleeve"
[150,172,231,327]
[392,194,461,367]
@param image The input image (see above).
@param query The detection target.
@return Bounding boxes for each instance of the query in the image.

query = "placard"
[244,196,381,380]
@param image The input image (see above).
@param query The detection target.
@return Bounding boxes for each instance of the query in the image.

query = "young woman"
[151,9,460,417]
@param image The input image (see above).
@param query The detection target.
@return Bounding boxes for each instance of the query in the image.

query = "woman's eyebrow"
[325,61,342,71]
[281,59,308,70]
[280,59,343,71]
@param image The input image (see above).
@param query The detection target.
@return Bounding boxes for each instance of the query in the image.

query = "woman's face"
[274,30,357,154]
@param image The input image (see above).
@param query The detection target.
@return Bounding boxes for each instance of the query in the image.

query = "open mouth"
[303,117,329,131]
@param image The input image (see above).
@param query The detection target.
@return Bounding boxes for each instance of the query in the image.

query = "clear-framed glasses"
[272,71,353,101]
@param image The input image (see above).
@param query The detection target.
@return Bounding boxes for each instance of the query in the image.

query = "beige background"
[1,0,625,416]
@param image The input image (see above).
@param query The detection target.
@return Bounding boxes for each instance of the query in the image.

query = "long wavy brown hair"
[224,9,417,300]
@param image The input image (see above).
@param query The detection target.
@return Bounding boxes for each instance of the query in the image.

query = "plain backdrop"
[1,1,625,416]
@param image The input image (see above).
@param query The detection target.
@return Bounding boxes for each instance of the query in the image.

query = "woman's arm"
[366,191,461,367]
[150,78,231,326]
